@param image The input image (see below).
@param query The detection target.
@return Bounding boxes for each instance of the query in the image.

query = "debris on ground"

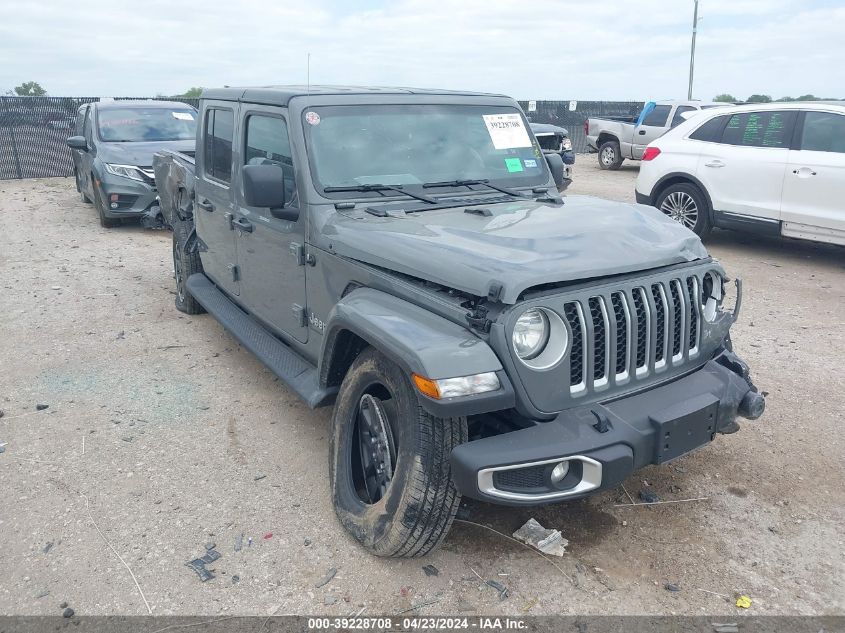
[512,517,568,556]
[0,409,4,418]
[735,594,752,609]
[231,575,240,584]
[665,583,681,592]
[639,489,660,503]
[485,579,509,601]
[62,607,74,618]
[315,567,337,588]
[422,564,439,577]
[185,547,222,582]
[304,538,312,547]
[234,533,243,552]
[59,602,68,609]
[0,443,6,454]
[205,542,216,551]
[324,596,337,605]
[254,474,266,481]
[263,532,273,540]
[712,624,739,633]
[43,542,53,554]
[34,590,49,599]
[36,404,49,411]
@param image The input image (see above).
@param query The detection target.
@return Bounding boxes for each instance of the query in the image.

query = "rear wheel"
[329,348,467,557]
[172,219,205,314]
[655,182,712,238]
[598,140,623,170]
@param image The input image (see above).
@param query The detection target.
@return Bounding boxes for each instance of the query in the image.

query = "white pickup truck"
[586,100,726,169]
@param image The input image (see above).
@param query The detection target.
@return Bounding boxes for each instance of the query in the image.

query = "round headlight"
[513,308,549,360]
[702,271,723,322]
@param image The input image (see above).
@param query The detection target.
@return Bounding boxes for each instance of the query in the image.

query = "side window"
[244,114,297,207]
[641,104,672,127]
[204,108,234,183]
[671,106,697,127]
[800,112,845,154]
[75,107,87,135]
[720,111,796,148]
[689,115,728,142]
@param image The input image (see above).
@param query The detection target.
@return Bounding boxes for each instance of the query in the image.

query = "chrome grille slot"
[564,302,585,391]
[669,280,684,359]
[610,292,629,379]
[686,276,700,354]
[632,288,650,374]
[588,297,609,385]
[651,283,668,368]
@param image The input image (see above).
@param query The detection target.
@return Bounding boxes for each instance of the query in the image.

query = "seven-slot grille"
[562,275,702,394]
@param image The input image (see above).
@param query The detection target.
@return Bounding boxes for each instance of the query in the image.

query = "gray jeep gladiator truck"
[155,85,765,558]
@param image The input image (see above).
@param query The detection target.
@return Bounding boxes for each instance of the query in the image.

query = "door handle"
[231,217,254,233]
[638,130,646,135]
[197,199,214,212]
[705,160,725,168]
[792,168,817,176]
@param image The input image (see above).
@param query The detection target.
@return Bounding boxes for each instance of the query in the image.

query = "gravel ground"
[1,163,843,617]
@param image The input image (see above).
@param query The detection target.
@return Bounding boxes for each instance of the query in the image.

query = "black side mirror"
[242,164,298,221]
[67,136,88,151]
[544,152,565,189]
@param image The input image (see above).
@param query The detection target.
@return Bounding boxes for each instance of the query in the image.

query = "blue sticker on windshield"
[524,159,537,168]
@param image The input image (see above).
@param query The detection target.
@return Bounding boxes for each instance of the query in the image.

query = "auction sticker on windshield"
[482,113,532,150]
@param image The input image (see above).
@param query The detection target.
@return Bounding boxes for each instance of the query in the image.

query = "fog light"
[110,202,119,209]
[550,461,570,483]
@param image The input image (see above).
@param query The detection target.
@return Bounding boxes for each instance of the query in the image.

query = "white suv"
[635,102,845,246]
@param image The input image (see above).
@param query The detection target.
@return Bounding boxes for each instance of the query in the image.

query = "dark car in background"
[67,101,197,227]
[529,122,574,190]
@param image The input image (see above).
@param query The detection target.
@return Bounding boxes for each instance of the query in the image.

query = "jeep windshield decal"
[303,104,547,198]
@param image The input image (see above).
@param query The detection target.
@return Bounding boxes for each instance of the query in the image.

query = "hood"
[97,140,195,167]
[323,195,708,304]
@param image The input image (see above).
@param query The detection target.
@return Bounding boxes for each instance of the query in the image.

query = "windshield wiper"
[421,179,527,198]
[323,184,436,204]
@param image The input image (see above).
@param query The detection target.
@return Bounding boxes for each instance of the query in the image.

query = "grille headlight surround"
[512,307,569,370]
[702,271,723,322]
[104,163,145,182]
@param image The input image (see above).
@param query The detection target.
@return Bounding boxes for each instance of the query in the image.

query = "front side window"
[244,114,296,206]
[720,111,796,148]
[204,108,234,183]
[800,111,845,153]
[97,107,197,142]
[302,104,547,195]
[671,106,697,127]
[75,107,86,135]
[641,104,671,127]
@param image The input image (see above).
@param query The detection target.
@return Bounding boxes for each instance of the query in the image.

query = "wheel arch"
[597,133,620,147]
[651,172,714,220]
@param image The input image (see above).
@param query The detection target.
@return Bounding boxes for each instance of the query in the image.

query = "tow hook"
[738,391,765,420]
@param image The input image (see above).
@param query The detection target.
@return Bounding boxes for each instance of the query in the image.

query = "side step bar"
[186,273,337,409]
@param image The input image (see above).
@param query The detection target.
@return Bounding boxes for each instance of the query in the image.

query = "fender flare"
[320,287,514,417]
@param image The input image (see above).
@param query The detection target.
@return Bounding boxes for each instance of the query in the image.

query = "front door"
[696,110,796,222]
[233,107,308,343]
[195,102,240,296]
[781,110,845,245]
[632,104,672,158]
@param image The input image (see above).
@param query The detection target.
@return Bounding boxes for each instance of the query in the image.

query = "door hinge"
[291,303,307,327]
[227,263,239,282]
[290,242,305,266]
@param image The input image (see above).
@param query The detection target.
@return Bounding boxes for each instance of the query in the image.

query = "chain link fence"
[519,100,644,154]
[1,96,641,180]
[0,96,199,180]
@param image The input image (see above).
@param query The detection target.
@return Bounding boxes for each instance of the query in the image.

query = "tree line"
[713,93,841,103]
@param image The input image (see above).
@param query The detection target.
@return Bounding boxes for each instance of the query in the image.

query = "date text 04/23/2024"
[307,617,527,630]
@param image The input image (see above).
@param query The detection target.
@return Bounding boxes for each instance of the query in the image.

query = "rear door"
[781,110,845,245]
[696,110,797,222]
[233,106,308,342]
[194,102,240,296]
[632,104,672,158]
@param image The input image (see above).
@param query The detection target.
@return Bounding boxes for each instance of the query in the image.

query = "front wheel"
[655,182,712,238]
[329,348,467,557]
[598,140,623,170]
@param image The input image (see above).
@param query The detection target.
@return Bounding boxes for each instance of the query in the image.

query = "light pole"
[688,0,699,100]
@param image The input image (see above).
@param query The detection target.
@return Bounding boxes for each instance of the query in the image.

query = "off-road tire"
[598,140,624,170]
[329,348,467,557]
[172,218,205,314]
[655,182,713,238]
[93,180,119,228]
[75,170,91,203]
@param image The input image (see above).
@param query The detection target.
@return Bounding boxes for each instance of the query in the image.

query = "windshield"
[97,107,197,142]
[303,104,547,195]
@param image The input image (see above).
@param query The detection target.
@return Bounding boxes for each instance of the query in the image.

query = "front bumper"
[98,173,158,219]
[450,349,763,506]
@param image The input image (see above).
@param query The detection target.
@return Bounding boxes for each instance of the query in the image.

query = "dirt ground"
[1,160,843,617]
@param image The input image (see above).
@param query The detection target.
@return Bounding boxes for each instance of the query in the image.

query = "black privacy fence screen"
[0,96,642,180]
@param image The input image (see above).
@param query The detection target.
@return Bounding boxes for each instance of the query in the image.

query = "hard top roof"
[201,85,507,105]
[94,100,196,110]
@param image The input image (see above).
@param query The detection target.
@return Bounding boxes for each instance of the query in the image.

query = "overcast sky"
[1,0,843,100]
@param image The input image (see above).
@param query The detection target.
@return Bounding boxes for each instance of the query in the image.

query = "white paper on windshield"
[482,113,532,150]
[172,111,194,121]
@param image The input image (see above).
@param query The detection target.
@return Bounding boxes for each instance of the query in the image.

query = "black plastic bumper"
[450,349,762,506]
[635,190,651,205]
